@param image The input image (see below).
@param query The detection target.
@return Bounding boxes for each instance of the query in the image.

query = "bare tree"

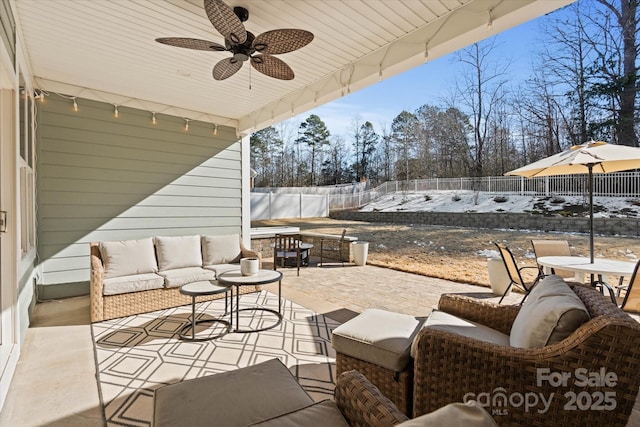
[371,122,394,184]
[514,73,564,157]
[250,126,282,186]
[540,2,593,146]
[434,107,473,177]
[594,0,638,146]
[454,39,510,177]
[321,135,348,185]
[414,105,438,177]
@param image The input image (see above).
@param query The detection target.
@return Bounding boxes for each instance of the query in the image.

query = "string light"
[487,10,493,31]
[51,93,223,133]
[34,89,50,103]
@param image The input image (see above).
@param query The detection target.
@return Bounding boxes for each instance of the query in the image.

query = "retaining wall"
[251,232,354,263]
[330,211,640,237]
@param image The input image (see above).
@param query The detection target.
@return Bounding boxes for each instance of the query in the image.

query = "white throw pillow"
[100,238,158,279]
[155,235,202,271]
[201,234,242,265]
[510,275,590,348]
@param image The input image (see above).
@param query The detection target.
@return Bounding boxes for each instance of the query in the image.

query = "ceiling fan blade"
[251,55,294,80]
[253,29,314,55]
[155,37,226,51]
[213,57,243,80]
[204,0,247,44]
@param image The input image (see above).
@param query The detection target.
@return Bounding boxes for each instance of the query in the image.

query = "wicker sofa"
[90,234,261,322]
[333,277,640,426]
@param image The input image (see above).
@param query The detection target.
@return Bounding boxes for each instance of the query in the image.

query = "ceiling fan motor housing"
[230,31,255,62]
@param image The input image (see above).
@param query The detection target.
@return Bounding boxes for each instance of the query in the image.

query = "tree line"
[251,0,638,188]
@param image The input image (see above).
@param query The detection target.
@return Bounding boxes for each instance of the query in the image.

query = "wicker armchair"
[412,283,640,426]
[335,370,409,427]
[335,370,497,427]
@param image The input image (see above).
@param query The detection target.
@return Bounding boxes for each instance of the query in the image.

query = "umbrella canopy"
[506,141,640,178]
[506,141,640,263]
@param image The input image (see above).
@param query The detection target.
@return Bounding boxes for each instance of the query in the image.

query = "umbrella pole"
[589,165,594,264]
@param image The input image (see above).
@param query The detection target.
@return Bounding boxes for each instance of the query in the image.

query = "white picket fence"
[251,171,640,218]
[328,172,640,211]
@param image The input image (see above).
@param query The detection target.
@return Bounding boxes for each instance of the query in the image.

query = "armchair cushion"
[510,275,590,348]
[202,234,242,265]
[100,238,158,279]
[155,235,202,270]
[411,310,509,357]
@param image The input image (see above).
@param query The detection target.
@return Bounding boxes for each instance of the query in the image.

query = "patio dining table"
[537,255,636,303]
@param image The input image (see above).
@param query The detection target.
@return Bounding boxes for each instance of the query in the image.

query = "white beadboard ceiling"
[13,0,574,135]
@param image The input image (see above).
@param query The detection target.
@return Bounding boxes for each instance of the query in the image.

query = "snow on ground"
[360,190,640,218]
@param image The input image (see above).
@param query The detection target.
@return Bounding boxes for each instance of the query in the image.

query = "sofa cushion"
[332,309,424,372]
[203,263,241,276]
[157,267,216,288]
[248,400,349,427]
[100,238,158,279]
[510,275,590,348]
[153,358,314,427]
[103,273,165,296]
[396,401,497,427]
[155,235,202,271]
[411,310,510,357]
[202,234,242,265]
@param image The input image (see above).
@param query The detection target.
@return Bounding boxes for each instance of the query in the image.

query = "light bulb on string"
[72,98,78,112]
[152,112,157,125]
[213,124,218,136]
[184,118,190,131]
[114,105,119,118]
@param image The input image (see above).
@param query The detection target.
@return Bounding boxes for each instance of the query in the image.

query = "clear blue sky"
[285,4,568,140]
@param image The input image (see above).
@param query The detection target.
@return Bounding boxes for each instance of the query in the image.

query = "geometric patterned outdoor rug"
[91,290,341,426]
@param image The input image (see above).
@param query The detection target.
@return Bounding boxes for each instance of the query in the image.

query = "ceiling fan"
[156,0,314,81]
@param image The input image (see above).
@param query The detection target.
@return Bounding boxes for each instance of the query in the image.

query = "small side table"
[179,281,231,341]
[217,270,283,333]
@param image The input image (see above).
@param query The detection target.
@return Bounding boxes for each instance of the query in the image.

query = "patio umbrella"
[505,141,640,263]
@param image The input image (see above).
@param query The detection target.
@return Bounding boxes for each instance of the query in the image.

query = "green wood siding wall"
[36,96,241,293]
[0,0,15,69]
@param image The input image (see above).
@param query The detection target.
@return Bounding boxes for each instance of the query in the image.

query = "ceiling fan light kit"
[156,0,313,81]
